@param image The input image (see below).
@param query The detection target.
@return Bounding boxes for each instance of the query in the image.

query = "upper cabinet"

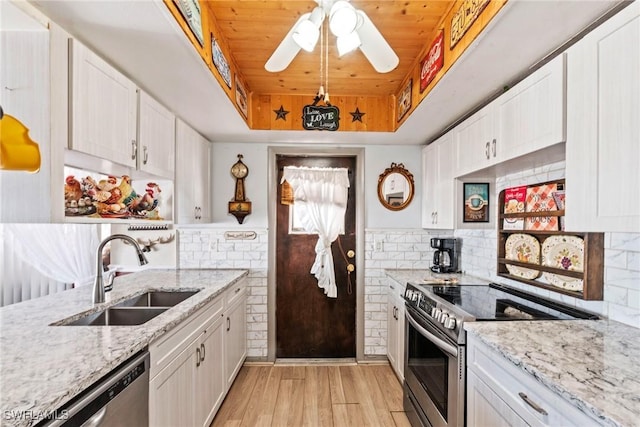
[422,131,455,229]
[69,39,175,179]
[565,2,640,233]
[69,39,138,168]
[138,90,176,179]
[454,54,566,178]
[175,119,211,224]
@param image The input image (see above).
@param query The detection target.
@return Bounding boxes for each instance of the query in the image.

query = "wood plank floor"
[211,363,411,427]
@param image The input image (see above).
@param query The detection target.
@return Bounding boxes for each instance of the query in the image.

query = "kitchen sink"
[60,307,168,326]
[113,290,200,308]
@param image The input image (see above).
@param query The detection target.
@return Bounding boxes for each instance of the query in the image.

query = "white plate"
[542,235,584,291]
[504,234,541,279]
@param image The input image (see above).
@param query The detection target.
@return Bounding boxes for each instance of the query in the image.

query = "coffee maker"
[430,238,459,273]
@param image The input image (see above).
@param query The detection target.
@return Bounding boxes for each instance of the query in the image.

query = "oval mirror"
[378,163,415,211]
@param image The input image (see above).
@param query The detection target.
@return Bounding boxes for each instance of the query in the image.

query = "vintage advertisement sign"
[420,30,445,93]
[397,79,412,122]
[450,0,490,49]
[302,105,340,131]
[212,37,232,88]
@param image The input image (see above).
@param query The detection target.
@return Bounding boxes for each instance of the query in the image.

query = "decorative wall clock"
[228,154,252,224]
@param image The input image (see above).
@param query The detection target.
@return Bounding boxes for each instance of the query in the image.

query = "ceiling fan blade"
[265,12,311,72]
[356,10,399,73]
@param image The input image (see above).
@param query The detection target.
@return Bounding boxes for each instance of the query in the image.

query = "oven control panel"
[405,283,459,330]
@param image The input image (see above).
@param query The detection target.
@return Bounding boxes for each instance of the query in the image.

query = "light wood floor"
[211,363,412,427]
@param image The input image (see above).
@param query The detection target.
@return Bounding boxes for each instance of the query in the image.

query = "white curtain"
[0,224,100,306]
[282,166,349,298]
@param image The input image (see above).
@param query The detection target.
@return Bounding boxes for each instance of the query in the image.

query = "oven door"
[404,305,464,427]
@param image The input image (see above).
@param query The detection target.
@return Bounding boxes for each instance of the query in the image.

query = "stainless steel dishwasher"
[44,351,149,427]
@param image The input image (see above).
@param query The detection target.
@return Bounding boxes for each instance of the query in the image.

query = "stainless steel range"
[402,282,599,427]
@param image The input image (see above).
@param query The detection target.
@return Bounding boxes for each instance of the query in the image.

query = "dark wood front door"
[276,155,357,358]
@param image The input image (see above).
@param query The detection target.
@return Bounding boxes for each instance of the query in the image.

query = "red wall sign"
[420,30,445,93]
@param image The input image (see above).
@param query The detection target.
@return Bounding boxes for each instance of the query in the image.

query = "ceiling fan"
[265,0,399,73]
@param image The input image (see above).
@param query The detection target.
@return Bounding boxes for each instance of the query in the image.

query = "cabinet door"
[70,39,137,167]
[423,133,455,229]
[395,297,405,380]
[175,119,211,223]
[138,90,175,178]
[496,54,566,162]
[386,285,398,371]
[454,104,495,176]
[149,343,197,426]
[566,2,640,232]
[195,317,225,427]
[0,21,51,223]
[224,295,247,389]
[467,370,529,427]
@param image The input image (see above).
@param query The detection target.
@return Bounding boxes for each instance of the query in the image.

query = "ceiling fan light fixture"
[329,0,358,37]
[292,7,324,52]
[336,31,361,56]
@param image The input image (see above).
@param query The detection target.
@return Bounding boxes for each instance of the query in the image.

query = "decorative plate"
[542,235,584,291]
[504,233,541,279]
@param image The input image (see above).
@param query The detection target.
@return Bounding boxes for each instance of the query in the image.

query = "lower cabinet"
[387,279,405,380]
[467,335,599,427]
[149,280,247,425]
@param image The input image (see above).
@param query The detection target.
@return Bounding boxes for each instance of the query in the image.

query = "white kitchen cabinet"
[70,39,138,168]
[195,317,226,427]
[454,54,566,178]
[0,6,55,223]
[422,131,454,229]
[69,39,176,179]
[565,1,640,232]
[175,118,211,224]
[453,103,496,177]
[224,281,247,389]
[386,279,405,380]
[467,334,600,427]
[149,297,225,426]
[137,90,175,179]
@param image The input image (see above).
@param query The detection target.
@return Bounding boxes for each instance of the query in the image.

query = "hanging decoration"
[228,154,252,224]
[273,105,289,121]
[281,180,294,205]
[302,20,340,131]
[420,30,445,93]
[350,107,365,122]
[0,106,41,173]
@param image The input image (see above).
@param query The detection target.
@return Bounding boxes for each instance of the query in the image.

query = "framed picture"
[235,75,248,118]
[173,0,203,46]
[212,37,232,88]
[463,182,490,222]
[397,79,412,122]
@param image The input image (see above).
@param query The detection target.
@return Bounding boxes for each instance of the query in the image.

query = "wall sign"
[235,75,248,118]
[174,0,203,46]
[420,30,444,93]
[463,182,489,222]
[450,0,490,49]
[302,105,340,131]
[212,37,232,88]
[397,79,412,122]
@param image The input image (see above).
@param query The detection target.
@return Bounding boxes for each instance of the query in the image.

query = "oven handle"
[405,310,458,358]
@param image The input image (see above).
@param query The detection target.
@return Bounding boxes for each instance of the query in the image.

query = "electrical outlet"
[374,239,384,252]
[208,239,217,251]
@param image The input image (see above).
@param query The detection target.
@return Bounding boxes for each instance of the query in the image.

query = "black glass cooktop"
[426,283,599,321]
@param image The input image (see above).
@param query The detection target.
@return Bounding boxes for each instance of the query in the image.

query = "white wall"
[210,142,423,229]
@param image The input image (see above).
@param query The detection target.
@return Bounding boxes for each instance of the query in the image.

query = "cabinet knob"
[131,140,137,160]
[200,343,205,362]
[196,347,201,367]
[143,145,148,165]
[518,392,548,416]
[227,316,231,332]
[485,141,490,159]
[492,139,497,157]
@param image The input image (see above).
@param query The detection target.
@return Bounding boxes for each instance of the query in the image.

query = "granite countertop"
[465,320,640,427]
[0,269,248,427]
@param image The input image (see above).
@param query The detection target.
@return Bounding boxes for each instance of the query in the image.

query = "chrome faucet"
[93,234,149,304]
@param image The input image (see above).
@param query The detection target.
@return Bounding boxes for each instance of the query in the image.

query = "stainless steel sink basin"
[61,307,168,326]
[113,290,200,308]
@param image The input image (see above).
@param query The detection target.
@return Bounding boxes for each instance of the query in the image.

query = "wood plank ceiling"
[205,1,454,98]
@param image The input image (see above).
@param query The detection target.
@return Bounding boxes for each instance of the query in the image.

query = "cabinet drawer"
[149,297,224,379]
[467,336,599,427]
[225,279,247,308]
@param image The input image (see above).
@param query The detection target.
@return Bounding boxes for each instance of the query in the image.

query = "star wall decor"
[350,107,366,122]
[273,105,289,121]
